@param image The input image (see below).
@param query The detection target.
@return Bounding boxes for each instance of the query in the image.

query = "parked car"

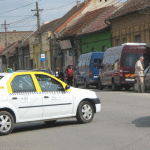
[98,43,150,91]
[0,71,101,135]
[74,52,104,88]
[134,66,150,92]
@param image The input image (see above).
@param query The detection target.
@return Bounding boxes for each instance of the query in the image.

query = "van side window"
[114,59,119,70]
[78,60,82,69]
[85,59,87,68]
[81,59,86,69]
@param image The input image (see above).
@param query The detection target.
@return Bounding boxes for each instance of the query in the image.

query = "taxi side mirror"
[65,85,70,90]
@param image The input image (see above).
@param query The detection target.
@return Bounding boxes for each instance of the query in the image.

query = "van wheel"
[84,80,89,89]
[98,79,103,90]
[0,111,14,136]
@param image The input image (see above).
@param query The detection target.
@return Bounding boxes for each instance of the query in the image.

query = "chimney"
[76,1,81,7]
[84,0,88,3]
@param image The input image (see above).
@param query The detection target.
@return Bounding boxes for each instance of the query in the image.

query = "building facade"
[0,30,32,49]
[108,0,150,47]
[81,29,111,53]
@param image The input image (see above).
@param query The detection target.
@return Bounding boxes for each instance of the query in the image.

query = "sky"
[0,0,127,32]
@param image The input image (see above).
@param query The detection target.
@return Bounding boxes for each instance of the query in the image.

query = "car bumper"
[95,104,101,113]
[91,98,101,113]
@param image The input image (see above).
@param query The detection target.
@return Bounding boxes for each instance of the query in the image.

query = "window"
[92,47,94,52]
[135,35,141,43]
[81,59,86,68]
[35,74,64,92]
[116,39,120,46]
[24,56,29,69]
[105,0,107,2]
[85,59,90,68]
[124,53,142,68]
[11,75,36,93]
[102,46,107,52]
[93,59,102,68]
[123,38,127,43]
[19,57,23,69]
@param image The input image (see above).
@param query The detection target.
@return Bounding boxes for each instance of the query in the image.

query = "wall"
[81,31,111,53]
[29,32,51,69]
[0,31,32,49]
[111,12,150,47]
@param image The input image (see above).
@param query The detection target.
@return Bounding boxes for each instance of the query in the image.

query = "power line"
[0,0,42,15]
[0,15,33,17]
[8,15,34,25]
[9,25,36,28]
[44,1,76,11]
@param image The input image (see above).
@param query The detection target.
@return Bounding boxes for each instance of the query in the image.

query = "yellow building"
[29,19,59,69]
[108,0,150,47]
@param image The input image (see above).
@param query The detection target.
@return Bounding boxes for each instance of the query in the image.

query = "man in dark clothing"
[59,71,64,81]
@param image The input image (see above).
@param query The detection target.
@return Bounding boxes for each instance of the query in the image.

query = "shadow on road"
[12,120,79,134]
[132,116,150,127]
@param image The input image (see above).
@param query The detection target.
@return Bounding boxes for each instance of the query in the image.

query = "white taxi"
[0,71,101,135]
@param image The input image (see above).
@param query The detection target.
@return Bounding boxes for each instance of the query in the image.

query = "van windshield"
[124,53,149,69]
[93,59,102,68]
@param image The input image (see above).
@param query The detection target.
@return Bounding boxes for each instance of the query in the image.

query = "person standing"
[48,67,53,75]
[55,67,60,78]
[135,56,145,93]
[66,65,73,86]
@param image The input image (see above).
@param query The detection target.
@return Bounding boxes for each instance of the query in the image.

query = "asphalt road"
[1,87,150,150]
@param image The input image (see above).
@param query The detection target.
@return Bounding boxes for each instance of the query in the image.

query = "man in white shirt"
[135,56,145,93]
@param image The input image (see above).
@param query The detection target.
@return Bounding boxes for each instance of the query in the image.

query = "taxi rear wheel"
[76,101,94,123]
[0,111,14,136]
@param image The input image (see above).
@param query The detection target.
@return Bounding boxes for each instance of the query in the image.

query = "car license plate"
[94,76,99,78]
[125,78,135,81]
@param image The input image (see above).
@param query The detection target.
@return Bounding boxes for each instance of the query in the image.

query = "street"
[1,88,150,150]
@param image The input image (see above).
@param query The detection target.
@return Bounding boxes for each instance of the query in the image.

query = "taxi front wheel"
[76,101,94,123]
[0,111,14,136]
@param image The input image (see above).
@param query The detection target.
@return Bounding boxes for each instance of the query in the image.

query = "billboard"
[59,40,72,50]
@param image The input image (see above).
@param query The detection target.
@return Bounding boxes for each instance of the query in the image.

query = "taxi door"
[8,74,43,121]
[34,74,74,119]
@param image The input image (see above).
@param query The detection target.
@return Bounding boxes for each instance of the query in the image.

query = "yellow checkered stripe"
[125,74,135,77]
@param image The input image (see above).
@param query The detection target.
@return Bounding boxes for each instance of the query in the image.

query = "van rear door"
[121,45,150,82]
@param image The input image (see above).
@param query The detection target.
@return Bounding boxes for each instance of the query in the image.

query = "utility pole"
[31,2,43,68]
[1,20,10,68]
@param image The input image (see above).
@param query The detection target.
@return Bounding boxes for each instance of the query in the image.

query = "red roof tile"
[108,0,150,20]
[78,6,115,36]
[60,6,113,38]
[0,42,18,56]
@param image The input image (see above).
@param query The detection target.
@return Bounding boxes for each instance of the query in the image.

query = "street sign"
[69,50,76,56]
[58,52,62,58]
[40,53,46,61]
